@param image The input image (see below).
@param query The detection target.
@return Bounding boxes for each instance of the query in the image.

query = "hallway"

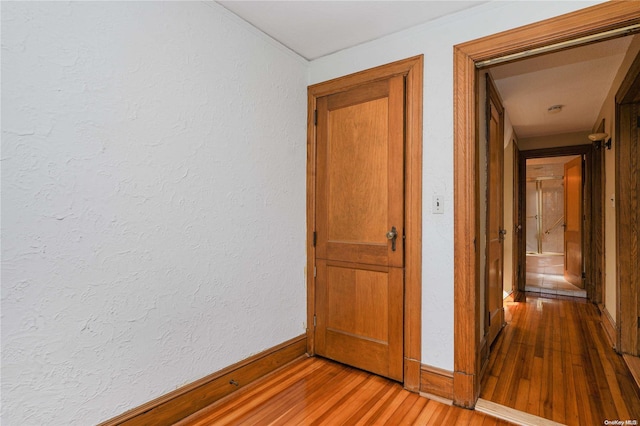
[480,294,640,425]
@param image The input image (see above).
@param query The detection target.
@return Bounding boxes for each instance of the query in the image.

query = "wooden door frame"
[306,55,423,391]
[616,50,640,356]
[517,145,594,295]
[453,3,640,408]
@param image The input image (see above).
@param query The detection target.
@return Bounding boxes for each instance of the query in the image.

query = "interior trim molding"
[420,364,454,401]
[615,43,640,357]
[622,354,640,392]
[453,2,640,409]
[600,304,618,351]
[99,334,307,426]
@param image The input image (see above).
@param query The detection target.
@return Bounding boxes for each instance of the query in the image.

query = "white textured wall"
[503,112,515,296]
[309,0,602,370]
[519,131,592,151]
[1,2,307,424]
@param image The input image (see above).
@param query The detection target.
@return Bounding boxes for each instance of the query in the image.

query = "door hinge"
[313,231,317,247]
[582,272,586,279]
[314,110,318,126]
[313,315,317,327]
[314,266,317,278]
[486,311,491,326]
[637,316,640,328]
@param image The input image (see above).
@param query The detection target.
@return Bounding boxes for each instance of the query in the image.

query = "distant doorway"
[524,155,586,298]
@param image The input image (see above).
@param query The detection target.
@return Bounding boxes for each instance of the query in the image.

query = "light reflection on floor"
[525,253,586,298]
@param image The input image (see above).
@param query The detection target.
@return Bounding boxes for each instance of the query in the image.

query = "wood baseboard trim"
[622,354,640,392]
[99,334,307,426]
[420,364,454,401]
[475,398,564,426]
[599,304,617,350]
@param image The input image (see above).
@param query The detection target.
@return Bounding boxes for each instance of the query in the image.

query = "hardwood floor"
[480,293,640,425]
[177,357,511,425]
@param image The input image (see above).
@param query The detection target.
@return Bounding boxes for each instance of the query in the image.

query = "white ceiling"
[217,1,487,60]
[490,36,633,139]
[217,1,635,140]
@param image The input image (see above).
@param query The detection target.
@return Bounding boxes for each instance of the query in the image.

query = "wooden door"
[315,76,404,381]
[564,156,583,288]
[513,143,525,297]
[485,75,505,348]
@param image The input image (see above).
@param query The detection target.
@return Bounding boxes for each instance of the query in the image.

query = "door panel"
[486,76,505,348]
[564,156,583,288]
[316,260,403,380]
[315,75,404,381]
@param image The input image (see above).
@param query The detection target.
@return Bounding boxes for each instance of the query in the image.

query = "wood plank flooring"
[177,357,511,425]
[480,293,640,425]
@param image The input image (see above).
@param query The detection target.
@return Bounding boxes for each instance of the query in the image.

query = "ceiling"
[217,1,486,60]
[490,35,633,139]
[217,1,635,140]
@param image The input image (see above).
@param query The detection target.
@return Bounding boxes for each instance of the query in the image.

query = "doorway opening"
[524,155,586,298]
[452,2,640,409]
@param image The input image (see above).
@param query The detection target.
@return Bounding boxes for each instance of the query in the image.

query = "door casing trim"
[306,55,423,391]
[453,2,640,408]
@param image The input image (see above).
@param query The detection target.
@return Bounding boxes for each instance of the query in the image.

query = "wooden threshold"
[99,334,307,426]
[476,399,564,426]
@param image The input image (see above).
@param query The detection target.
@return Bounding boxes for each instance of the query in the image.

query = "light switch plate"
[432,195,444,214]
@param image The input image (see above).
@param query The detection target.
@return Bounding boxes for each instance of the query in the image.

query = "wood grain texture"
[617,101,640,356]
[476,399,564,426]
[512,143,524,300]
[563,156,583,288]
[307,55,423,390]
[403,56,423,383]
[315,74,405,381]
[421,364,454,400]
[601,304,618,351]
[453,42,481,409]
[480,294,640,425]
[590,145,605,305]
[177,357,513,426]
[99,335,307,426]
[454,3,638,407]
[624,354,640,391]
[485,74,506,349]
[315,260,403,380]
[455,3,640,63]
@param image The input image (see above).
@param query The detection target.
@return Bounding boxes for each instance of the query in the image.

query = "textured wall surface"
[308,0,602,370]
[1,2,307,424]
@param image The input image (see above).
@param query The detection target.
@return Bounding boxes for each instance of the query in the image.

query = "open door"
[485,75,505,348]
[564,156,583,288]
[513,143,524,298]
